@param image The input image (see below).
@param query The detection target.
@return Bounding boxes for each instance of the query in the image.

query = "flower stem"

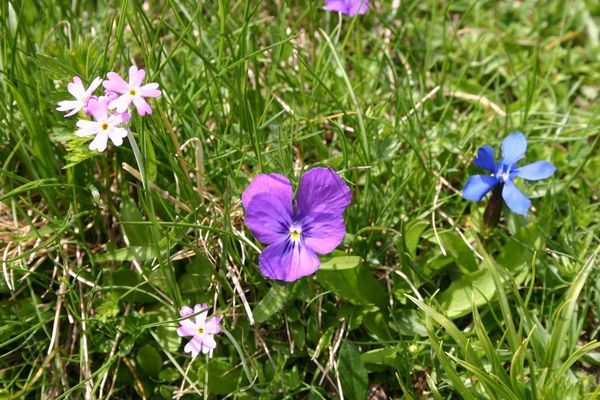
[483,185,503,230]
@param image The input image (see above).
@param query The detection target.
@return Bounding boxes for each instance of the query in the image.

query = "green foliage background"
[0,0,599,398]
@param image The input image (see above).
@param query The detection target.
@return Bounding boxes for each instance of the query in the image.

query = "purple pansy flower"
[242,167,352,282]
[177,304,221,359]
[102,66,162,116]
[324,0,368,16]
[462,132,556,215]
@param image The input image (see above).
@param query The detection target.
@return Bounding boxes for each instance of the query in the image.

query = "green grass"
[1,0,599,398]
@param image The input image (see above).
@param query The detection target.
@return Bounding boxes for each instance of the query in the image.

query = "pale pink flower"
[103,66,162,116]
[177,304,221,359]
[57,76,103,117]
[75,98,131,152]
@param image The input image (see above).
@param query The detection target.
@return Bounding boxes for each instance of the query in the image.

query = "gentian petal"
[259,240,320,282]
[462,175,497,201]
[242,173,293,216]
[302,212,346,254]
[472,145,496,172]
[296,167,352,219]
[502,180,531,215]
[515,161,556,181]
[244,193,292,244]
[501,132,527,165]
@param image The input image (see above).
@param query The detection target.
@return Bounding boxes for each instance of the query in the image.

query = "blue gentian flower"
[462,132,556,215]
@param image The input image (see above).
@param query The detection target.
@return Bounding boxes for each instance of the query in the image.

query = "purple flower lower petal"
[302,212,346,254]
[347,0,368,15]
[259,240,320,282]
[462,175,497,201]
[472,145,496,172]
[515,161,556,181]
[245,193,293,244]
[324,0,347,13]
[501,132,527,165]
[502,180,531,215]
[296,167,352,219]
[242,173,293,215]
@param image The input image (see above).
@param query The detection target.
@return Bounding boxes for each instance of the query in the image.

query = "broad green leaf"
[319,255,362,271]
[253,284,289,323]
[136,344,162,378]
[438,231,478,272]
[317,267,387,309]
[120,196,155,247]
[197,358,242,395]
[94,247,158,263]
[338,341,369,400]
[405,220,429,258]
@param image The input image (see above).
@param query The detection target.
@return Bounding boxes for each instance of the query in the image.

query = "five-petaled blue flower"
[462,132,556,215]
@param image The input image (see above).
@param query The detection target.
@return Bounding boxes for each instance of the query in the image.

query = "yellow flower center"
[197,326,204,334]
[289,226,302,242]
[100,122,109,130]
[129,89,137,96]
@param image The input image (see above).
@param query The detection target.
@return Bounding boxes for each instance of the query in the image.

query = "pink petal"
[139,83,161,98]
[184,336,203,359]
[85,77,103,97]
[89,132,108,152]
[109,95,133,113]
[180,306,194,318]
[57,100,83,116]
[75,120,100,136]
[128,66,145,88]
[108,127,128,146]
[177,323,197,337]
[194,304,208,326]
[133,96,152,115]
[103,72,129,93]
[204,316,221,334]
[67,77,85,99]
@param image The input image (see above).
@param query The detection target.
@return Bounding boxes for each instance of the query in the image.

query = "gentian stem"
[484,185,503,230]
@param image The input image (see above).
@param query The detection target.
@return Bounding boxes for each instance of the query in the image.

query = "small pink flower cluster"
[177,304,222,359]
[57,66,161,152]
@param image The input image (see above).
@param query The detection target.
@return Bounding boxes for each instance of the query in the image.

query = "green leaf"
[197,358,242,395]
[120,196,155,247]
[94,247,158,263]
[405,220,429,258]
[319,255,362,271]
[136,344,162,378]
[338,341,369,400]
[253,284,289,323]
[317,267,387,309]
[438,231,478,273]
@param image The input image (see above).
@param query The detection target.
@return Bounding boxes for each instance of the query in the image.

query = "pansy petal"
[296,167,352,219]
[462,175,497,201]
[245,193,293,244]
[133,96,152,115]
[324,0,348,13]
[348,0,368,15]
[502,180,531,215]
[472,145,496,172]
[103,72,129,93]
[515,161,556,181]
[259,240,320,282]
[302,212,346,254]
[501,132,527,165]
[242,173,293,215]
